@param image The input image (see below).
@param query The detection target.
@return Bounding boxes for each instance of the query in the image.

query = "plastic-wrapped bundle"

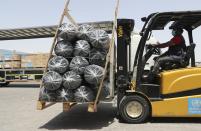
[84,65,104,85]
[48,56,69,74]
[56,88,74,102]
[89,48,107,67]
[39,87,57,101]
[58,23,78,41]
[63,71,82,89]
[54,41,73,57]
[88,29,110,50]
[77,24,94,40]
[57,35,64,42]
[42,71,63,91]
[74,86,95,102]
[74,40,91,57]
[100,81,110,99]
[69,56,89,74]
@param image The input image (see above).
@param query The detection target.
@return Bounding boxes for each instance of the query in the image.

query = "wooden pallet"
[37,101,96,112]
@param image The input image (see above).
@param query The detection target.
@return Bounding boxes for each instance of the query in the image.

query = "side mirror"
[141,17,147,22]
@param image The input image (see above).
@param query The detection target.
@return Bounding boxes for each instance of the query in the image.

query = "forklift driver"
[148,26,186,81]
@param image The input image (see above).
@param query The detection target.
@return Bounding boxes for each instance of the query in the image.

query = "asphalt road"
[0,83,201,131]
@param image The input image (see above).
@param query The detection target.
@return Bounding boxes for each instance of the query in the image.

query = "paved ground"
[0,82,201,131]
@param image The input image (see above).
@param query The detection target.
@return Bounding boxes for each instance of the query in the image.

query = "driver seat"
[160,43,196,70]
[180,43,196,67]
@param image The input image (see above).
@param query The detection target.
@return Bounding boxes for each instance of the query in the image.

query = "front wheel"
[119,95,150,123]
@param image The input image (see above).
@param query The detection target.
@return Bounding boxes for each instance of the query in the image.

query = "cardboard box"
[0,54,21,61]
[3,61,21,68]
[21,54,49,68]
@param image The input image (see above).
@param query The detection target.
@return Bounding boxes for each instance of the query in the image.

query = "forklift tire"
[119,95,150,123]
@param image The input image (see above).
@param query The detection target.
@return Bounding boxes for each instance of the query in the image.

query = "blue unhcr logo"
[188,98,201,114]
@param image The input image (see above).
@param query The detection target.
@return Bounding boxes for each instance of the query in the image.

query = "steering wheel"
[146,44,160,55]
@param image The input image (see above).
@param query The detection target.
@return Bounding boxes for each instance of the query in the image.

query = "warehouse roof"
[0,21,113,41]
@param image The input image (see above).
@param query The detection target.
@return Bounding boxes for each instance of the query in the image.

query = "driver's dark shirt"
[171,36,183,45]
[168,35,186,55]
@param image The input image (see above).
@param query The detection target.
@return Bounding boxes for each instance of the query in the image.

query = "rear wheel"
[119,95,150,123]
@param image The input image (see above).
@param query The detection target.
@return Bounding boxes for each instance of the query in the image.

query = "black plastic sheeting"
[74,40,91,57]
[89,48,107,67]
[74,86,95,102]
[88,29,110,50]
[39,87,74,102]
[42,71,63,91]
[54,41,73,57]
[77,24,94,40]
[56,88,74,102]
[100,81,110,100]
[58,23,77,41]
[48,56,69,74]
[69,56,89,74]
[63,71,82,90]
[40,24,112,102]
[39,87,57,101]
[84,65,104,85]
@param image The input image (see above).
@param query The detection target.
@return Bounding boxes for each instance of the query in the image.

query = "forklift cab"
[117,11,201,123]
[134,11,201,96]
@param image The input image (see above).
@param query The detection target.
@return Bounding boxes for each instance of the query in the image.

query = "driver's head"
[172,27,183,36]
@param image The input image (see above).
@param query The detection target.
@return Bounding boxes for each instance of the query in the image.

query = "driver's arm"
[154,41,174,48]
[154,36,182,48]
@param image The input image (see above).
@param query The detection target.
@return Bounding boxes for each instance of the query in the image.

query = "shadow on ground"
[2,83,40,88]
[40,103,116,130]
[149,117,201,124]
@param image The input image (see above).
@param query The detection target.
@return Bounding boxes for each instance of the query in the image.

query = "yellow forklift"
[117,11,201,123]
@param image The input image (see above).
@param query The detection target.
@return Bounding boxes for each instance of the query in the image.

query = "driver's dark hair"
[171,24,184,34]
[174,28,183,35]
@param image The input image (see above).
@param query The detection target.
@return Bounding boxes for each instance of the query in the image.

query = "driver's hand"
[150,44,156,47]
[146,44,153,49]
[151,42,160,47]
[156,41,160,45]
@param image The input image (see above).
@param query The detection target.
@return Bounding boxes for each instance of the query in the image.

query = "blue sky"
[0,0,201,59]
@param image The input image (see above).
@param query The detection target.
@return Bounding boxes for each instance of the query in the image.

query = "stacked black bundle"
[63,71,82,89]
[74,86,95,102]
[84,65,104,85]
[88,29,110,50]
[42,71,63,91]
[57,23,77,42]
[89,49,107,66]
[40,23,111,103]
[77,24,94,40]
[69,56,89,74]
[56,88,74,102]
[48,56,69,74]
[100,81,110,100]
[39,87,57,102]
[74,40,91,57]
[54,41,73,57]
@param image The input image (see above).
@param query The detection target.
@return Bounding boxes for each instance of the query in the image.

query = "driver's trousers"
[151,53,183,74]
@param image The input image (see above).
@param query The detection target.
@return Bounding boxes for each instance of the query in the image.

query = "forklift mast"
[116,19,134,106]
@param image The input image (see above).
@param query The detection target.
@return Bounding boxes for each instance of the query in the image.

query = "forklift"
[116,11,201,123]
